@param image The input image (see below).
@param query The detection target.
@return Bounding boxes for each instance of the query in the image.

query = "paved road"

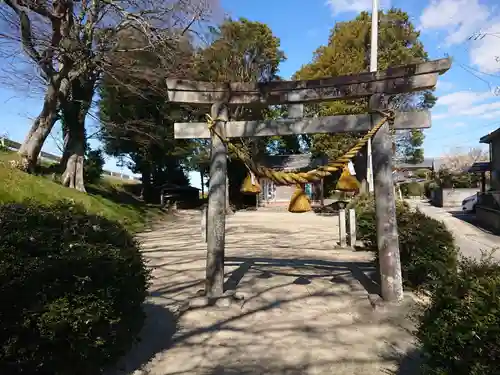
[406,200,500,261]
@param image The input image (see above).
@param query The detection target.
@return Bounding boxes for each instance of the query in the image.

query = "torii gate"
[167,58,452,303]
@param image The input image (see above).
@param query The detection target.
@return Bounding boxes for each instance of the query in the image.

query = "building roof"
[392,168,429,183]
[480,127,500,144]
[260,154,438,173]
[394,158,435,170]
[468,162,491,173]
[259,154,329,172]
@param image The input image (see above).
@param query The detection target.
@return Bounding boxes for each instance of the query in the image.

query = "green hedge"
[424,181,437,199]
[417,256,500,375]
[355,195,458,289]
[0,200,150,375]
[438,169,481,189]
[400,181,424,197]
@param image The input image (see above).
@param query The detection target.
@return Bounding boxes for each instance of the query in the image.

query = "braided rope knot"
[205,114,224,133]
[371,108,395,121]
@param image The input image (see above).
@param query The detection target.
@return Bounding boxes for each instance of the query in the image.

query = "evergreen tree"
[98,28,197,202]
[295,8,434,175]
[194,18,287,208]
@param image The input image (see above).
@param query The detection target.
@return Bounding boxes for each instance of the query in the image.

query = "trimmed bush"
[355,196,458,288]
[400,181,424,197]
[353,194,410,241]
[348,193,381,214]
[415,168,430,179]
[435,169,482,189]
[423,180,435,199]
[0,200,150,375]
[417,256,500,375]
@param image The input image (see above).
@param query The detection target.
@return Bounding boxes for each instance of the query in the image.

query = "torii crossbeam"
[166,58,450,105]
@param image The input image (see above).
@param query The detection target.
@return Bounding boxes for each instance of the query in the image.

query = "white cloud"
[481,109,500,119]
[436,80,454,92]
[419,0,490,45]
[433,90,500,119]
[325,0,390,15]
[436,90,492,110]
[461,101,500,116]
[469,20,500,73]
[419,0,500,73]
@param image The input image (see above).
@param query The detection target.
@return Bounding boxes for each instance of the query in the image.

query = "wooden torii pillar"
[167,58,452,303]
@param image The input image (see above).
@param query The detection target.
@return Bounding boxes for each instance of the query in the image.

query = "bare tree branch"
[440,147,489,173]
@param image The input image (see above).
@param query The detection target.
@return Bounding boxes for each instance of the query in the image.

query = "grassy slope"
[0,150,162,232]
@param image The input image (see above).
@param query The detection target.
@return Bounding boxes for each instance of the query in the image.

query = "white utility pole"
[367,0,378,193]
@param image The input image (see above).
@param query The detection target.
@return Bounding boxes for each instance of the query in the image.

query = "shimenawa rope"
[205,110,394,185]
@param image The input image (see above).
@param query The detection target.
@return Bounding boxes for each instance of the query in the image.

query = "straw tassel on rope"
[288,184,312,213]
[240,171,261,195]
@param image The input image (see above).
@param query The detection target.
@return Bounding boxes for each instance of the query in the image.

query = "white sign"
[250,171,256,185]
[347,161,356,175]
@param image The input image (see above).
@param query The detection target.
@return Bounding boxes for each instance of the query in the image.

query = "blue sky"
[1,0,500,189]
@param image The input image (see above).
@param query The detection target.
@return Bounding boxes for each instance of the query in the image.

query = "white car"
[461,194,478,213]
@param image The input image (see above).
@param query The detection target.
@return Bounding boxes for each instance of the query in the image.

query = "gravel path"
[111,210,422,375]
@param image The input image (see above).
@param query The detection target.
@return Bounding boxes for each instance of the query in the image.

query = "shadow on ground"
[107,303,178,375]
[448,209,500,236]
[224,256,381,297]
[385,347,423,375]
[114,210,421,375]
[200,346,424,375]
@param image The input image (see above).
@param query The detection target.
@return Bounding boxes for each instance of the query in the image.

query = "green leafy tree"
[294,8,436,192]
[194,18,287,207]
[195,18,286,144]
[84,147,105,184]
[197,18,285,86]
[396,129,425,164]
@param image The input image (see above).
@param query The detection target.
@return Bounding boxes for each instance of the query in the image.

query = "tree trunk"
[60,75,95,191]
[200,170,205,198]
[19,121,39,155]
[60,118,86,192]
[140,164,153,202]
[225,174,233,215]
[18,84,59,172]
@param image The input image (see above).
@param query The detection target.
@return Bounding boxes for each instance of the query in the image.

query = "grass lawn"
[0,150,163,232]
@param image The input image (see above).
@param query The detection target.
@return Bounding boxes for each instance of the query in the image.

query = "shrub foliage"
[84,148,105,184]
[400,181,424,197]
[354,195,500,373]
[355,195,458,288]
[417,256,500,375]
[0,200,150,375]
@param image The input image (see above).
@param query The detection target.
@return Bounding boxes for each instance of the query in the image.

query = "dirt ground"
[110,209,423,375]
